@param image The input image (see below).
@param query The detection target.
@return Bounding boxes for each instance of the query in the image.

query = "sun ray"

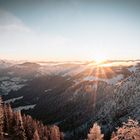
[86,61,117,108]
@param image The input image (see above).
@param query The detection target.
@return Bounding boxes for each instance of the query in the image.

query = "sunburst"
[86,62,115,107]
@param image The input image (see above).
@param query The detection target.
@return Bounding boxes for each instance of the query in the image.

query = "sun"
[95,57,105,63]
[93,53,107,64]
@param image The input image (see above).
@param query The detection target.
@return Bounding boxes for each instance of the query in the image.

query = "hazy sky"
[0,0,140,61]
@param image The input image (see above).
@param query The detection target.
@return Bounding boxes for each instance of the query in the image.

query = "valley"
[1,60,140,139]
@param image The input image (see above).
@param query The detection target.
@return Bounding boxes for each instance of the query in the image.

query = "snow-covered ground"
[5,96,23,103]
[0,81,25,95]
[0,60,14,69]
[0,76,27,95]
[83,74,124,85]
[0,77,10,81]
[128,65,138,72]
[14,104,36,112]
[44,89,52,93]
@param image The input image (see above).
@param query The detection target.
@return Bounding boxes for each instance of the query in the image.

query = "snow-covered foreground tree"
[111,119,140,140]
[87,123,104,140]
[0,97,63,140]
[87,119,140,140]
[0,97,4,139]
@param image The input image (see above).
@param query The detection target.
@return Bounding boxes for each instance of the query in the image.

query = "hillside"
[1,60,140,139]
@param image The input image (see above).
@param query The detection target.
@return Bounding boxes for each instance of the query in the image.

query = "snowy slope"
[96,71,140,126]
[83,74,124,85]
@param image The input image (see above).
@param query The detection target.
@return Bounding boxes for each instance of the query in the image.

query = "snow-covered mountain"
[0,59,14,69]
[1,59,140,139]
[95,71,140,132]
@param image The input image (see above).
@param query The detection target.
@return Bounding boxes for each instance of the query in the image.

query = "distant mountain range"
[1,59,140,139]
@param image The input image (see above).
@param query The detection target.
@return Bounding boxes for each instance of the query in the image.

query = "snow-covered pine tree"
[0,98,62,140]
[0,97,4,139]
[43,126,49,140]
[60,132,64,140]
[3,104,13,134]
[87,123,104,140]
[32,130,40,140]
[22,115,37,140]
[36,121,45,139]
[50,125,61,140]
[13,111,27,140]
[3,104,8,134]
[111,119,140,140]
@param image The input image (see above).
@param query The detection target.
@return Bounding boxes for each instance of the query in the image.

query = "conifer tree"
[111,119,140,140]
[0,98,62,140]
[87,123,104,140]
[36,121,44,139]
[3,104,8,133]
[13,111,27,140]
[0,97,4,139]
[60,132,64,140]
[3,104,13,134]
[32,130,40,140]
[50,125,61,140]
[23,115,37,140]
[44,126,49,139]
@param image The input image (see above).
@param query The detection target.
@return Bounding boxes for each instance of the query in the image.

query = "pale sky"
[0,0,140,61]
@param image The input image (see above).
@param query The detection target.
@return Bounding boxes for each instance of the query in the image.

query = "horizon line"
[1,58,140,63]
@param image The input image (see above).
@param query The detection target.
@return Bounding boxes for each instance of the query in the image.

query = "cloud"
[0,9,71,60]
[0,9,30,33]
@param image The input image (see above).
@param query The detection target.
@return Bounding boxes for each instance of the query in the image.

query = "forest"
[0,97,140,140]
